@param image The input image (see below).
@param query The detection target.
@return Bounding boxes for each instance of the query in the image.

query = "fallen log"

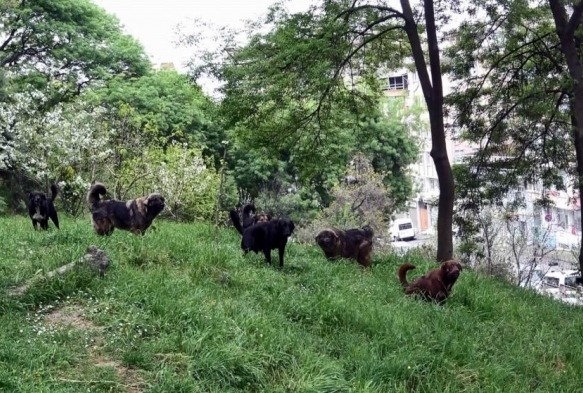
[6,245,110,296]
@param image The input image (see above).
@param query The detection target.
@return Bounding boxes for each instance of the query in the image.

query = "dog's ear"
[289,220,295,233]
[28,192,34,200]
[145,195,155,205]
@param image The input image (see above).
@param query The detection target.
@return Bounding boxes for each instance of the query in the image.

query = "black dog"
[230,208,295,268]
[28,184,60,230]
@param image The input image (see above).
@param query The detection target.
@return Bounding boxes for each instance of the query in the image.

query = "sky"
[93,0,316,73]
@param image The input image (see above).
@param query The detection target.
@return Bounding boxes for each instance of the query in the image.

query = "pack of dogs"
[26,183,463,304]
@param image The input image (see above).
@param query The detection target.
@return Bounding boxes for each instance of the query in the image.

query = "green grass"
[0,215,582,392]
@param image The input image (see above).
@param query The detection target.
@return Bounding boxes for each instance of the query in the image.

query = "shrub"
[123,143,236,222]
[295,156,395,245]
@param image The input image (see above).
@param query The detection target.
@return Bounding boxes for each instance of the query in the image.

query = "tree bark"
[401,0,454,261]
[548,0,583,274]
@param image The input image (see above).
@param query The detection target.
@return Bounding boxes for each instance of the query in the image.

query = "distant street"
[389,232,435,254]
[407,233,434,247]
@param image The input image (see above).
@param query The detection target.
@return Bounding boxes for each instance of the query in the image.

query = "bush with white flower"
[0,91,111,214]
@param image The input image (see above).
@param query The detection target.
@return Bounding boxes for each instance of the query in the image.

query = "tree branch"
[566,0,583,36]
[424,0,443,109]
[336,4,405,21]
[400,0,432,105]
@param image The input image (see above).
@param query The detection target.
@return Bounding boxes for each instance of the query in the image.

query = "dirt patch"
[45,304,97,330]
[93,354,146,393]
[45,304,146,392]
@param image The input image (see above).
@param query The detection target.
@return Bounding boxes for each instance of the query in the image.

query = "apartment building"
[382,68,463,234]
[382,65,582,252]
[516,181,582,251]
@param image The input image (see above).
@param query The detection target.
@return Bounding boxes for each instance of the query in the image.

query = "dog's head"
[361,225,374,240]
[440,260,462,283]
[145,193,165,217]
[28,191,46,207]
[254,213,271,224]
[277,218,295,237]
[315,229,339,250]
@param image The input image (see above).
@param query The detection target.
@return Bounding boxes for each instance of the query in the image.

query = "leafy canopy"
[184,0,417,209]
[0,0,150,110]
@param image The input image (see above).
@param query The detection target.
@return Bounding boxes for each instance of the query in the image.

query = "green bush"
[120,143,236,222]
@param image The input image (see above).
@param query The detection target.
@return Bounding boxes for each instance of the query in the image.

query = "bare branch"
[336,4,405,21]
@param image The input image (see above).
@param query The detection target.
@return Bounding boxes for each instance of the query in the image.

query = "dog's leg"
[263,247,272,265]
[49,209,59,229]
[32,220,38,230]
[278,245,286,269]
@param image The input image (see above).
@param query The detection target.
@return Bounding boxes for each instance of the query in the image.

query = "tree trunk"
[429,111,455,261]
[548,0,583,273]
[401,0,454,261]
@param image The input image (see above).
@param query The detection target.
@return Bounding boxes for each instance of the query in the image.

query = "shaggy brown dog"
[87,182,165,236]
[315,225,374,268]
[28,184,60,230]
[398,260,462,304]
[240,203,271,229]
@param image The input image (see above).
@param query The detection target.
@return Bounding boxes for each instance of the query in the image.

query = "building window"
[454,149,465,163]
[425,152,433,176]
[557,209,568,229]
[527,181,543,192]
[388,75,408,90]
[429,178,439,191]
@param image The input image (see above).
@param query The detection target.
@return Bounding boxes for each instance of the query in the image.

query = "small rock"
[81,245,110,277]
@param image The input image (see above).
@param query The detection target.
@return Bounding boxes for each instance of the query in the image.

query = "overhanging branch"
[336,4,405,21]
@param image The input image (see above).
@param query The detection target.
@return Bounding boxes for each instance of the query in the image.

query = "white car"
[517,266,545,290]
[389,218,416,241]
[542,269,580,289]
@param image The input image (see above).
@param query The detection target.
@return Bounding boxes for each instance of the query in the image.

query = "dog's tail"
[87,182,107,210]
[242,204,256,221]
[49,184,58,201]
[229,209,244,236]
[398,262,416,288]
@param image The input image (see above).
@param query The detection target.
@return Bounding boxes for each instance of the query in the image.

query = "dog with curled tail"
[398,260,462,304]
[86,182,165,236]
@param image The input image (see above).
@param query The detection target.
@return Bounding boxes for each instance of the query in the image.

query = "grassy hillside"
[0,215,582,392]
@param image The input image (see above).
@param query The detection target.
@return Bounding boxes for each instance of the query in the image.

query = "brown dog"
[229,204,271,233]
[87,182,165,236]
[398,260,462,303]
[315,225,374,268]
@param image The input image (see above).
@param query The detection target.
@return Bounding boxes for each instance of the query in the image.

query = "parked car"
[389,218,416,241]
[517,265,545,290]
[542,269,580,289]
